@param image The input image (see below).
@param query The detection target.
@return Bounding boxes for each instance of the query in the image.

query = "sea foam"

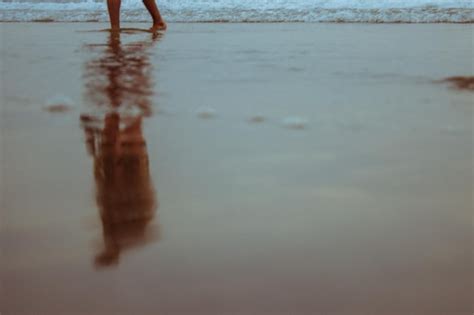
[282,116,308,130]
[44,95,74,113]
[196,107,217,119]
[1,0,473,22]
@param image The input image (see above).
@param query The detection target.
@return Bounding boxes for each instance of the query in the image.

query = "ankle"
[110,23,120,31]
[152,16,164,23]
[151,20,166,30]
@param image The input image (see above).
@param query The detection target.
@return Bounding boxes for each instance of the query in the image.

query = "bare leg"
[142,0,167,31]
[107,0,121,31]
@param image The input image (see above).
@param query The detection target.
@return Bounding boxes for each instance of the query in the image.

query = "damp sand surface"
[1,23,473,314]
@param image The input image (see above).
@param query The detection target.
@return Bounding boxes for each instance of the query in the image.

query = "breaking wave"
[1,0,473,23]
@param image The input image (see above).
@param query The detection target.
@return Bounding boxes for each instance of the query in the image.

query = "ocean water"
[0,0,473,22]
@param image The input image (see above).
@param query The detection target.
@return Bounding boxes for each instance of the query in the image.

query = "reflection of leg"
[107,0,121,30]
[103,113,120,146]
[95,223,120,267]
[84,127,98,157]
[142,0,167,31]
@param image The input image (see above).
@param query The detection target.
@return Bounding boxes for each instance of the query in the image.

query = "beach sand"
[1,23,473,314]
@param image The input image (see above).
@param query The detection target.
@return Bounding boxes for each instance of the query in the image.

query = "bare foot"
[150,21,167,32]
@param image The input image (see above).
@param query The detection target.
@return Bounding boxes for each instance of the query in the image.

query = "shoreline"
[2,20,474,23]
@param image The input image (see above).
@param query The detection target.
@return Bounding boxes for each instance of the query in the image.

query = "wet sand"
[1,23,473,314]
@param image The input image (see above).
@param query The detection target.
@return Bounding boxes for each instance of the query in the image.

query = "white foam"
[196,107,216,119]
[249,115,265,123]
[1,0,473,22]
[282,116,308,130]
[44,95,74,112]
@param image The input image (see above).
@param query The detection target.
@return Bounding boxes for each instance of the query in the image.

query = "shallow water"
[1,23,473,314]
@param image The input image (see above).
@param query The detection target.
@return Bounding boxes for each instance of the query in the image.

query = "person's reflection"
[81,31,161,268]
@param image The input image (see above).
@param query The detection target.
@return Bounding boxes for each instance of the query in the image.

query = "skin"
[107,0,167,32]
